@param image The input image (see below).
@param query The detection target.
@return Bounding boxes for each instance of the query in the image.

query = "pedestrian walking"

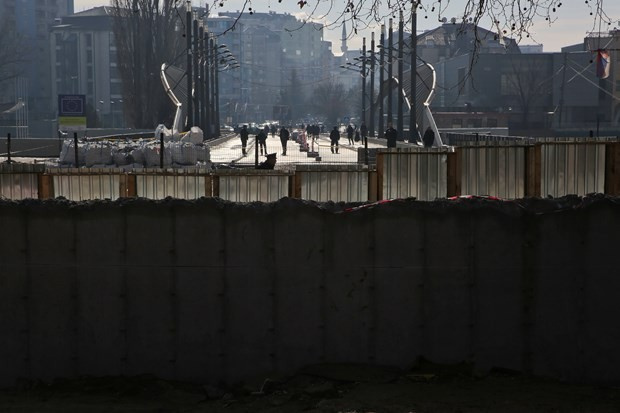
[270,123,277,138]
[347,124,355,145]
[279,126,290,156]
[239,124,249,155]
[385,122,398,148]
[257,129,268,155]
[360,121,368,143]
[312,124,320,143]
[330,126,340,154]
[423,126,435,148]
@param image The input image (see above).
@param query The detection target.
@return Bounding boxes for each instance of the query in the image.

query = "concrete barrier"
[0,196,619,387]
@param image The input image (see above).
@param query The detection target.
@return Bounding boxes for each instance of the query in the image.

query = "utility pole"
[209,36,216,136]
[193,16,200,129]
[398,11,404,139]
[204,31,211,138]
[370,32,376,137]
[362,37,367,128]
[198,26,205,130]
[186,1,193,130]
[410,1,418,143]
[379,24,385,138]
[387,18,393,126]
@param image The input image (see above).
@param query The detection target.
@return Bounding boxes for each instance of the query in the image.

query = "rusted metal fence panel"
[134,168,211,200]
[296,165,370,202]
[216,170,291,202]
[459,144,526,199]
[0,164,43,200]
[541,142,606,197]
[49,168,122,201]
[379,148,448,201]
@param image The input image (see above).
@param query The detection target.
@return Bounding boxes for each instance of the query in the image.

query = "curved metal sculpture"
[375,62,443,146]
[160,63,189,137]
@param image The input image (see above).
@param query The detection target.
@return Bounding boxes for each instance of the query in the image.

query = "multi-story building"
[0,0,74,137]
[50,7,124,129]
[213,11,330,123]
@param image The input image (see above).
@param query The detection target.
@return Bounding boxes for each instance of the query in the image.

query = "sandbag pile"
[57,126,211,168]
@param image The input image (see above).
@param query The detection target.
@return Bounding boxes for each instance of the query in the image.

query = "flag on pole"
[596,49,611,79]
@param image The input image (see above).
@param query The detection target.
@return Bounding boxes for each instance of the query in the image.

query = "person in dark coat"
[330,126,340,154]
[360,121,368,143]
[257,153,277,169]
[257,129,268,155]
[346,124,355,145]
[239,124,249,155]
[279,126,290,156]
[423,126,435,148]
[385,122,398,148]
[270,124,277,138]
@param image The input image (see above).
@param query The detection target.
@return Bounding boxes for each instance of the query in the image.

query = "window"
[487,118,498,127]
[85,34,92,47]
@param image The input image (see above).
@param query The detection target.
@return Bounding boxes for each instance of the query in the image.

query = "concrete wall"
[1,196,619,387]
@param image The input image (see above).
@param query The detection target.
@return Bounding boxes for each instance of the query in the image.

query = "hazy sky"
[74,0,620,53]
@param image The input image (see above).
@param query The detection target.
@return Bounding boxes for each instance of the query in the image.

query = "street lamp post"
[398,11,404,139]
[198,25,205,130]
[378,24,385,138]
[203,31,211,138]
[193,16,200,130]
[186,0,193,130]
[387,18,393,126]
[370,32,376,137]
[410,1,418,143]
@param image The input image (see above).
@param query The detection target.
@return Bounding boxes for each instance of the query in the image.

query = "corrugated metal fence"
[3,139,620,202]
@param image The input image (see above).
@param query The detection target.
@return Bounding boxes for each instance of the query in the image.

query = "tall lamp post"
[397,11,404,139]
[378,24,385,138]
[369,32,376,137]
[186,0,193,130]
[410,1,418,143]
[387,18,393,126]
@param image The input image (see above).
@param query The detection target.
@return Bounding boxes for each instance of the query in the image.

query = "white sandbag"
[112,147,133,166]
[195,145,210,162]
[84,142,113,167]
[169,142,199,165]
[59,139,87,166]
[143,143,171,167]
[181,126,204,144]
[154,124,174,142]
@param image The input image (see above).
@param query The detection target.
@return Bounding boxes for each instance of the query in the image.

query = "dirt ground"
[1,361,619,413]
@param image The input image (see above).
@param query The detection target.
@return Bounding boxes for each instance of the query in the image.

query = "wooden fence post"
[376,152,384,200]
[212,175,220,198]
[605,142,620,195]
[446,148,461,198]
[120,174,137,198]
[37,174,54,199]
[293,171,302,198]
[525,144,541,197]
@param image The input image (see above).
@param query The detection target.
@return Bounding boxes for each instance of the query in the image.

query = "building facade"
[0,0,74,137]
[50,7,123,129]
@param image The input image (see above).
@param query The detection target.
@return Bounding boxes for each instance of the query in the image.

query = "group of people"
[238,123,292,159]
[384,122,436,148]
[238,120,438,166]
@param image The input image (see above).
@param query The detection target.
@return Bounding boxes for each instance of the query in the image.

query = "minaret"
[341,21,348,54]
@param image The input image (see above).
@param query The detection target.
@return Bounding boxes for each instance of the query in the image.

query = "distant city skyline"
[73,0,620,53]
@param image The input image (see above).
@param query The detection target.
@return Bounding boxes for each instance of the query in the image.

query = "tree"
[279,69,304,123]
[215,1,614,46]
[310,80,349,126]
[502,54,553,126]
[111,0,184,129]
